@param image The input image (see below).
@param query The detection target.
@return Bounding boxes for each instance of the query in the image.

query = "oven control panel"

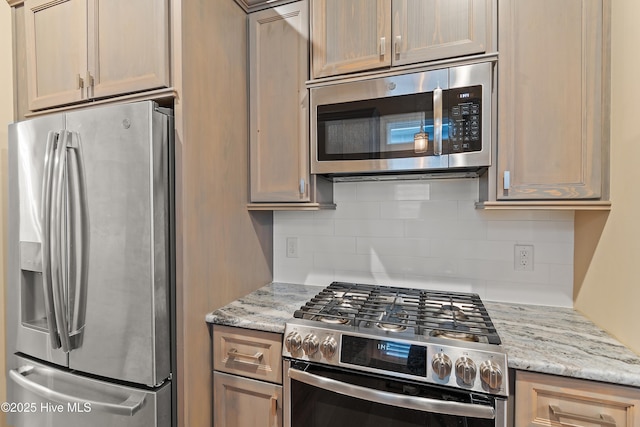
[283,321,509,397]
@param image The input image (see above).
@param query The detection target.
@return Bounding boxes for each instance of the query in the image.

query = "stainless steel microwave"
[310,62,494,177]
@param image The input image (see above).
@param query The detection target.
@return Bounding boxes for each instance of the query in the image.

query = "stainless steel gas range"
[282,282,510,427]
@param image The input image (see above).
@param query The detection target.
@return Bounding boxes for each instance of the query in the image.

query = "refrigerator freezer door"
[10,113,68,367]
[9,355,170,427]
[64,101,171,386]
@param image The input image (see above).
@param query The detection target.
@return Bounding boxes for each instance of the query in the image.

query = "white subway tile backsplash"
[310,236,357,253]
[356,237,430,257]
[333,181,357,201]
[429,179,478,200]
[485,281,573,307]
[334,219,405,237]
[334,201,381,219]
[380,200,459,220]
[405,219,488,240]
[274,217,334,236]
[273,180,574,307]
[356,181,431,201]
[486,220,573,242]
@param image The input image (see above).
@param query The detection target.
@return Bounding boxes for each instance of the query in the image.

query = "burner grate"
[293,282,501,345]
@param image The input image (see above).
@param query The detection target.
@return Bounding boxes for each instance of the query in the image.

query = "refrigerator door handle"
[41,131,62,350]
[66,131,89,347]
[51,130,71,353]
[9,365,147,416]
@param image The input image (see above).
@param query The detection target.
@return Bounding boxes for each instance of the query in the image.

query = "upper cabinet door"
[24,0,170,111]
[25,0,88,111]
[311,0,391,78]
[88,0,170,99]
[249,0,311,203]
[497,0,607,200]
[391,0,489,66]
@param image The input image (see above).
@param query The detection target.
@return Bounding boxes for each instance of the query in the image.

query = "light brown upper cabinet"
[310,0,491,79]
[495,0,609,202]
[25,0,170,111]
[248,0,334,209]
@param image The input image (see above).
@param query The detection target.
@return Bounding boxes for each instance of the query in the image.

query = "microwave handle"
[433,86,443,156]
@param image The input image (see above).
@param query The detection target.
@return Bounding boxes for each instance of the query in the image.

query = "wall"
[274,179,574,307]
[574,0,640,354]
[1,2,13,426]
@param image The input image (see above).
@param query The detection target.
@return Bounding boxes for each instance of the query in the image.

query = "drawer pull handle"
[549,405,616,426]
[270,395,277,415]
[227,348,264,364]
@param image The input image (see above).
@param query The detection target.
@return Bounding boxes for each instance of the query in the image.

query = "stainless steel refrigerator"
[6,101,174,427]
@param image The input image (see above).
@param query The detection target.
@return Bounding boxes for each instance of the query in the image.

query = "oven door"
[284,360,507,427]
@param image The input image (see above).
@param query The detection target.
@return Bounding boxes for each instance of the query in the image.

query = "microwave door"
[315,91,449,174]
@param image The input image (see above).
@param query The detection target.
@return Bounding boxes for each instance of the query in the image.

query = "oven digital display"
[341,335,427,377]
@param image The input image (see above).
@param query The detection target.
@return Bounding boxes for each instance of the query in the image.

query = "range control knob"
[431,353,452,379]
[284,332,302,353]
[302,334,319,356]
[479,361,503,390]
[455,356,477,386]
[320,337,337,359]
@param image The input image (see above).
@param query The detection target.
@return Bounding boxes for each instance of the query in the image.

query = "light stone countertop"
[206,282,640,388]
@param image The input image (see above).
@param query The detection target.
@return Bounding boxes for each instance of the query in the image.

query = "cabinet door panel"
[311,0,391,78]
[497,0,605,199]
[213,371,282,427]
[516,371,640,427]
[89,0,170,99]
[25,0,88,110]
[249,1,310,202]
[392,0,488,66]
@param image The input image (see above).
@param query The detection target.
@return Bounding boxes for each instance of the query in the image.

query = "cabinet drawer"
[213,325,282,384]
[516,371,640,427]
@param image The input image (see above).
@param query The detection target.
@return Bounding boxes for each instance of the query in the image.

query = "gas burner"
[429,322,479,342]
[375,309,409,332]
[318,302,356,324]
[435,304,469,322]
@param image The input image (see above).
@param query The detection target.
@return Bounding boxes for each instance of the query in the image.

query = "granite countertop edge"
[206,282,640,389]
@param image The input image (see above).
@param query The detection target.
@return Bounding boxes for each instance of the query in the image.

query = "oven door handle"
[288,367,496,420]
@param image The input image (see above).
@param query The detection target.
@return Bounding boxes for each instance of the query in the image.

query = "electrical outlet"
[514,244,534,271]
[286,237,299,258]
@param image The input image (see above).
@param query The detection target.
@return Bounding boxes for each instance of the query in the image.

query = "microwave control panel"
[448,86,482,153]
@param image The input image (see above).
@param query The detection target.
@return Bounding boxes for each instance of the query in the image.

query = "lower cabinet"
[213,372,282,427]
[515,370,640,427]
[212,325,283,427]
